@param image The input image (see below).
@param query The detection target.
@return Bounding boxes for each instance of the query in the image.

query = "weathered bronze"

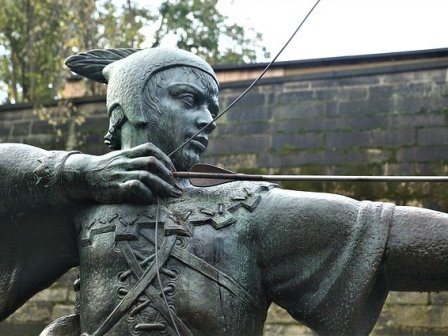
[0,47,447,336]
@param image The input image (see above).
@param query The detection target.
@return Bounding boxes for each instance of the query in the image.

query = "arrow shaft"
[173,171,448,183]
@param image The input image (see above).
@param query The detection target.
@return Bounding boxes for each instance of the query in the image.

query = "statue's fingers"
[126,157,180,189]
[125,143,175,171]
[118,180,155,204]
[124,171,182,198]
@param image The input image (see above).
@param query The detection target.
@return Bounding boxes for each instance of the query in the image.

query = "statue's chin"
[172,149,201,172]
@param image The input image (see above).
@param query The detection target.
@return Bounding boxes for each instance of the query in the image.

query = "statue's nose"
[197,107,216,133]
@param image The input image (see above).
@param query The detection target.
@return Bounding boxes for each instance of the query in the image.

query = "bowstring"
[154,195,181,336]
[160,2,322,332]
[168,0,322,158]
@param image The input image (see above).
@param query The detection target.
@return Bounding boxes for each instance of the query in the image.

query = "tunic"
[0,145,395,335]
[75,181,393,336]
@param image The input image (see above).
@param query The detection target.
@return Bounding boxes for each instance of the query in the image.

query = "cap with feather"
[65,47,218,124]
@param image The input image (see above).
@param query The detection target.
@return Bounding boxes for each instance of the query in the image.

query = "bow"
[170,0,446,186]
[168,0,322,157]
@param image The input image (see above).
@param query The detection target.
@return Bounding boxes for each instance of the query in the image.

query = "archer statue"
[0,47,447,336]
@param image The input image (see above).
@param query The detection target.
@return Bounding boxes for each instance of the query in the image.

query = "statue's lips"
[188,136,208,152]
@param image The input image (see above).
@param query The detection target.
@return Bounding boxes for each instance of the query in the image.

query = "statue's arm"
[0,143,78,215]
[257,189,448,335]
[383,205,448,291]
[0,142,181,321]
[0,142,182,216]
[256,189,388,335]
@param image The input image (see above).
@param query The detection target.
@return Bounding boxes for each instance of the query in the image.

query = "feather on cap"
[65,48,141,83]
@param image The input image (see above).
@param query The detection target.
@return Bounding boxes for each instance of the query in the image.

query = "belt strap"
[139,231,263,315]
[120,240,192,336]
[90,235,176,336]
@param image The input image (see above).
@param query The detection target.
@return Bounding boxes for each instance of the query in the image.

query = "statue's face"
[142,67,219,171]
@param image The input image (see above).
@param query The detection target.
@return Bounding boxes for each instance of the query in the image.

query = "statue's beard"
[151,129,200,171]
[172,147,200,171]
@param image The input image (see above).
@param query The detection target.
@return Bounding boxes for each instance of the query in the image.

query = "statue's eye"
[179,93,195,107]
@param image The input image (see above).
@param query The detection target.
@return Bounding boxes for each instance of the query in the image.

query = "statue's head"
[66,47,219,170]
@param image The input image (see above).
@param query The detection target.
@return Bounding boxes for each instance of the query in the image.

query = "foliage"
[33,100,87,150]
[154,0,269,64]
[0,0,269,104]
[0,0,72,103]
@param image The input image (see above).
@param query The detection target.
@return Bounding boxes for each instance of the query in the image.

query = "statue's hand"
[63,143,182,204]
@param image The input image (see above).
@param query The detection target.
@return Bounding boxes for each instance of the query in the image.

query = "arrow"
[173,164,448,187]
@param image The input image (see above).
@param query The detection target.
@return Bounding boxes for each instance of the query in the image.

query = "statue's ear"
[104,104,127,149]
[65,48,141,83]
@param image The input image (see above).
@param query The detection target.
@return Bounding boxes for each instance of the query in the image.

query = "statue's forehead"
[157,67,219,96]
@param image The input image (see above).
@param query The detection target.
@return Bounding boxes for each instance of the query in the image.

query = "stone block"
[277,90,314,104]
[22,134,61,150]
[228,104,272,123]
[30,287,68,303]
[346,148,391,164]
[390,96,425,114]
[31,120,53,134]
[417,127,448,146]
[326,129,414,149]
[311,76,379,88]
[284,81,311,91]
[77,116,109,134]
[238,92,266,106]
[202,153,258,170]
[334,99,391,117]
[317,87,368,101]
[51,304,75,320]
[390,114,446,129]
[6,302,52,323]
[338,87,369,101]
[325,101,338,117]
[272,133,322,150]
[430,292,448,305]
[67,289,77,304]
[429,94,448,112]
[0,110,24,121]
[207,134,270,154]
[12,121,31,136]
[389,305,448,328]
[263,324,316,336]
[265,305,295,324]
[386,292,429,305]
[256,149,348,168]
[312,88,339,101]
[75,101,106,115]
[274,119,323,133]
[397,146,448,162]
[0,122,12,137]
[342,115,384,130]
[273,100,326,120]
[217,121,270,136]
[369,85,395,100]
[382,69,447,84]
[336,76,381,86]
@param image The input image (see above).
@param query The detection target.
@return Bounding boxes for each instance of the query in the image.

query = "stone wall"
[1,59,448,335]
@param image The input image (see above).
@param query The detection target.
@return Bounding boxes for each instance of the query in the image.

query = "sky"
[215,0,448,61]
[2,0,448,102]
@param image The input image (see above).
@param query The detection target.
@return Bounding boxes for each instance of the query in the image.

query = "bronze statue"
[0,47,447,336]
